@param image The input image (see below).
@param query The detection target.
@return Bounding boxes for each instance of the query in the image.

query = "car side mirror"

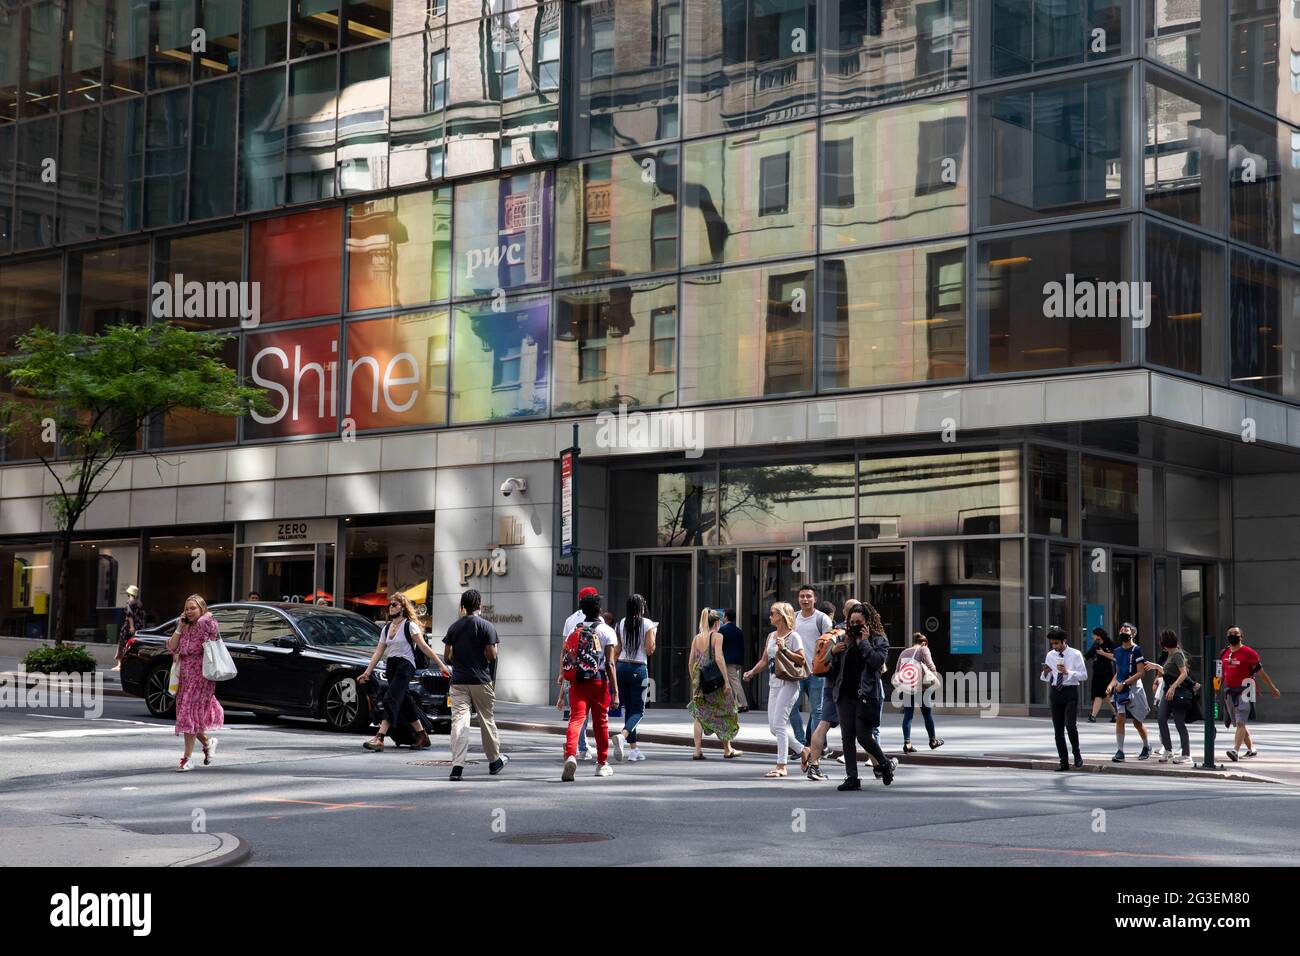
[273,635,303,651]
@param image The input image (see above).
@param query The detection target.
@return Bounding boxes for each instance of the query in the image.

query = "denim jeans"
[901,703,937,743]
[787,675,825,747]
[616,661,649,744]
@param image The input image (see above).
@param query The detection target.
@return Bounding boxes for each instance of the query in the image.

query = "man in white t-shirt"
[558,586,599,758]
[561,592,620,781]
[791,586,833,749]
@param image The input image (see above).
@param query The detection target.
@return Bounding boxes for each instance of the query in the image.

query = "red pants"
[565,679,610,763]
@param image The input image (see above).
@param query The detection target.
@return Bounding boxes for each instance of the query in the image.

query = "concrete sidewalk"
[488,701,1300,786]
[0,807,248,867]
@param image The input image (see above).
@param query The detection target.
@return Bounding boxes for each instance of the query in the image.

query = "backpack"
[562,620,604,682]
[812,633,837,676]
[395,619,428,670]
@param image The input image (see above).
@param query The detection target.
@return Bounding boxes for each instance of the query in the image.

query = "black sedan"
[119,602,451,733]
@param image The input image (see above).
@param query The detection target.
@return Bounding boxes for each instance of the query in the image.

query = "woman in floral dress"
[687,608,742,758]
[167,594,224,772]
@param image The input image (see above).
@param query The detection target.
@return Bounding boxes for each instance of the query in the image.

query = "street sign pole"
[572,423,580,616]
[561,424,580,617]
[1201,632,1218,769]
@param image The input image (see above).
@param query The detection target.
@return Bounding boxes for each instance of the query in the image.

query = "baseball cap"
[578,587,598,601]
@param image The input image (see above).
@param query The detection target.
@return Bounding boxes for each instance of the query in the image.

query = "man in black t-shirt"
[443,589,506,781]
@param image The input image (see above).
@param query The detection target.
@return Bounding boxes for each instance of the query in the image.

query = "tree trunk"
[52,531,73,646]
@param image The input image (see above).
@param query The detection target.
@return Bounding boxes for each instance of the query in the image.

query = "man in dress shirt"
[1042,626,1088,771]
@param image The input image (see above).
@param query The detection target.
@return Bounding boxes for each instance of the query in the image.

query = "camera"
[499,477,527,497]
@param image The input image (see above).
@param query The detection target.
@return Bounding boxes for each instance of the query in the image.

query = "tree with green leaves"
[0,322,268,644]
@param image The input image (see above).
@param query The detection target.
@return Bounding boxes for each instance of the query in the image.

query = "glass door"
[254,550,316,603]
[740,549,797,708]
[859,545,907,650]
[634,552,695,705]
[1179,561,1215,677]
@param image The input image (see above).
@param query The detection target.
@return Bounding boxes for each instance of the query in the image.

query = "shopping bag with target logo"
[891,657,924,693]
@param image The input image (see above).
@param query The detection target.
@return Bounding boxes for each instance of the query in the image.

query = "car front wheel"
[323,674,369,733]
[145,663,176,718]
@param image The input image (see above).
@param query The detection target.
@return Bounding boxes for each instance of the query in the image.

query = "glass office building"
[1,1,1298,713]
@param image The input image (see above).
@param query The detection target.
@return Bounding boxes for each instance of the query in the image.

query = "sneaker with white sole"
[1226,750,1239,762]
[1158,750,1170,763]
[202,737,218,766]
[612,734,626,763]
[578,748,592,761]
[177,756,194,772]
[596,763,614,777]
[1172,755,1190,764]
[562,755,578,781]
[629,748,646,762]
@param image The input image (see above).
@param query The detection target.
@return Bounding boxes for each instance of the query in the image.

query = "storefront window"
[980,70,1127,226]
[239,66,287,211]
[68,241,150,335]
[1166,471,1224,557]
[1230,0,1300,125]
[450,293,549,423]
[348,187,452,311]
[979,222,1129,373]
[1146,222,1226,380]
[820,241,966,390]
[344,516,435,626]
[822,0,970,110]
[912,538,1024,705]
[338,42,391,195]
[1081,454,1153,547]
[1229,248,1300,401]
[683,0,817,135]
[344,309,449,431]
[988,0,1124,78]
[859,449,1021,539]
[680,260,814,403]
[1144,69,1227,234]
[0,542,54,638]
[65,537,141,643]
[244,321,343,440]
[452,169,553,298]
[553,278,677,414]
[570,0,679,153]
[718,460,856,545]
[556,148,678,285]
[250,206,344,323]
[1029,446,1070,537]
[1229,106,1300,262]
[1148,0,1223,84]
[681,122,816,268]
[821,97,968,249]
[611,466,718,548]
[146,533,234,623]
[390,26,448,186]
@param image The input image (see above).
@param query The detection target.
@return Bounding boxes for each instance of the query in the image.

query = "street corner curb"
[177,832,250,867]
[895,751,1280,783]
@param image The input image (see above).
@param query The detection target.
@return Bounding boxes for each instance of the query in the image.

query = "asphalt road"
[2,697,1298,867]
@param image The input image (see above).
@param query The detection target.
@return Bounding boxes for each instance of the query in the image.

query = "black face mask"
[848,622,866,635]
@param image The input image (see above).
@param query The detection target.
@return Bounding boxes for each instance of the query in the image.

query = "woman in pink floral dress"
[167,594,224,772]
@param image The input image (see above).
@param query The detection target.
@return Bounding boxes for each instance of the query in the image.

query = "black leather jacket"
[832,632,890,702]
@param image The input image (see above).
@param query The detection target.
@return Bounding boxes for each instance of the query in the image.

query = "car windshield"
[286,609,381,648]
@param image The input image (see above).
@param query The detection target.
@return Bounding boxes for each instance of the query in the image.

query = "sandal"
[765,766,788,778]
[692,752,707,760]
[724,749,744,759]
[362,735,385,752]
[799,747,812,772]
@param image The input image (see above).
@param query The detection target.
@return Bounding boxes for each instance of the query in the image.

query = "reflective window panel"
[145,88,190,228]
[0,256,62,355]
[859,449,1021,538]
[343,0,391,46]
[1146,0,1224,85]
[0,125,13,252]
[570,0,680,154]
[821,0,970,110]
[556,147,678,285]
[683,0,817,136]
[1145,221,1225,381]
[1029,445,1070,537]
[821,96,968,250]
[66,0,108,106]
[1230,0,1300,126]
[389,27,448,187]
[100,96,145,235]
[611,465,718,548]
[287,55,338,203]
[716,460,856,545]
[444,15,500,178]
[1082,454,1154,547]
[979,221,1129,373]
[680,259,815,403]
[156,337,240,446]
[989,0,1125,78]
[107,0,149,99]
[23,0,63,116]
[244,321,342,439]
[59,108,102,244]
[1144,68,1227,234]
[149,0,196,88]
[452,169,553,298]
[245,0,288,69]
[450,292,551,423]
[344,309,449,431]
[1229,106,1300,263]
[820,241,966,390]
[154,226,245,331]
[250,207,345,323]
[1,13,19,120]
[197,0,241,78]
[192,76,237,219]
[553,277,678,414]
[500,3,562,168]
[68,241,151,334]
[347,186,452,311]
[681,121,816,268]
[293,0,340,57]
[1230,247,1300,401]
[980,70,1128,226]
[14,117,57,251]
[338,43,391,195]
[239,66,286,211]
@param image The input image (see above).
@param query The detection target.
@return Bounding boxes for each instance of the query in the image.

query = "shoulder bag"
[698,635,726,694]
[774,640,808,682]
[202,636,238,682]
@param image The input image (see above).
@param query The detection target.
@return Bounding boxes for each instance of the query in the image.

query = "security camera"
[500,477,527,497]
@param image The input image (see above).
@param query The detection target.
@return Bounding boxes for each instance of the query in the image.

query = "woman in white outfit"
[744,602,810,778]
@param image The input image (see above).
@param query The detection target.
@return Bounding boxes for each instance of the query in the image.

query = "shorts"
[1226,689,1252,725]
[819,686,838,728]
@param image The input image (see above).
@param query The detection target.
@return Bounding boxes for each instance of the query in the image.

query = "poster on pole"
[560,449,574,558]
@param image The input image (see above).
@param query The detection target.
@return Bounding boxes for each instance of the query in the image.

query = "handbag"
[202,638,238,682]
[774,644,808,682]
[167,658,181,695]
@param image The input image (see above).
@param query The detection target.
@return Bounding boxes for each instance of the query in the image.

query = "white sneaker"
[596,763,614,777]
[562,755,577,781]
[1173,755,1189,765]
[578,749,592,761]
[1158,750,1170,763]
[177,756,193,772]
[203,737,218,766]
[629,747,646,762]
[612,734,626,763]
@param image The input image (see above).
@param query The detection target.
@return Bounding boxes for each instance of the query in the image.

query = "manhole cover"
[493,833,613,846]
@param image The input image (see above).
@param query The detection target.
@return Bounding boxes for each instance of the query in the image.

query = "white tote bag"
[167,658,181,695]
[202,639,238,682]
